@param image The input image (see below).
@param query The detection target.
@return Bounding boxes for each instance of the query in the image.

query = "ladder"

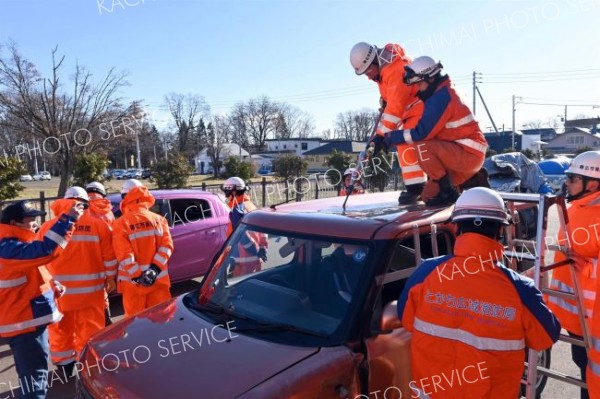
[500,193,590,399]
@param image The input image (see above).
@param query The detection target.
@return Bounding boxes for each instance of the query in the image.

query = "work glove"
[369,135,386,157]
[378,97,387,113]
[133,264,161,287]
[54,281,66,298]
[105,278,116,294]
[257,247,268,262]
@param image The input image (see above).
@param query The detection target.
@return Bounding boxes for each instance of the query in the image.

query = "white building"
[264,138,323,156]
[194,143,250,174]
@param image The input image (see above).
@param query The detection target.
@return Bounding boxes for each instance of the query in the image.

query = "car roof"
[244,191,454,240]
[107,189,222,201]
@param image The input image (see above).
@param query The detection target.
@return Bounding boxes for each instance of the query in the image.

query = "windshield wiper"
[236,322,330,339]
[184,297,251,322]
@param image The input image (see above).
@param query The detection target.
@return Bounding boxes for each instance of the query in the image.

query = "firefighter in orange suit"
[338,168,366,196]
[222,177,267,277]
[555,152,600,399]
[350,42,426,205]
[86,181,116,326]
[112,179,173,317]
[86,181,115,226]
[39,187,117,378]
[397,187,560,399]
[382,56,488,206]
[1,200,82,399]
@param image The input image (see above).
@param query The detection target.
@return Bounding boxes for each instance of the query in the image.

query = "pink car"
[109,189,230,283]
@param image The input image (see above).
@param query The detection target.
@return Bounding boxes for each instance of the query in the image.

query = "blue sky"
[1,0,599,135]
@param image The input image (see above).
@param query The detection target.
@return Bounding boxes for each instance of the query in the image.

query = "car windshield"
[190,225,373,345]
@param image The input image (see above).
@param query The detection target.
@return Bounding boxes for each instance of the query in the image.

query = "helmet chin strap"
[566,177,591,202]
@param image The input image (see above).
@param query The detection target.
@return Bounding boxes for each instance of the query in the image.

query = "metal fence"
[1,174,403,222]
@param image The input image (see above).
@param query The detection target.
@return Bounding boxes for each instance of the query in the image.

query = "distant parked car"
[123,168,142,179]
[33,171,51,181]
[111,169,126,179]
[141,168,152,179]
[108,189,230,283]
[19,174,33,182]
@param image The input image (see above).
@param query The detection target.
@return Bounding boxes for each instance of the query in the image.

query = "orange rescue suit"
[398,233,560,399]
[112,186,174,317]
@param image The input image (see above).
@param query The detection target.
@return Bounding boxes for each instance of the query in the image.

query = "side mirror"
[380,301,402,331]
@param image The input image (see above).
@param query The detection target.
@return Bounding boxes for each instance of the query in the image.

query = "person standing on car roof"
[555,152,600,399]
[39,187,117,378]
[397,187,560,399]
[379,56,489,206]
[112,179,174,317]
[338,168,366,196]
[86,181,117,326]
[222,177,267,276]
[0,200,82,399]
[350,42,427,205]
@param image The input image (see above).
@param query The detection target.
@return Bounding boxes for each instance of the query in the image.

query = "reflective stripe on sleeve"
[45,230,68,249]
[403,129,413,144]
[445,114,474,128]
[62,283,105,295]
[382,113,401,124]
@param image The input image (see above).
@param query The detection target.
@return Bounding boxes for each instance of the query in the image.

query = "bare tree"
[0,42,128,195]
[232,96,278,151]
[275,103,315,139]
[202,115,232,177]
[334,109,378,141]
[522,120,543,130]
[229,104,250,150]
[164,93,210,160]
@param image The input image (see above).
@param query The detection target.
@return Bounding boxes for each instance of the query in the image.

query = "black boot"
[59,361,76,379]
[425,175,459,206]
[398,183,425,205]
[459,168,490,191]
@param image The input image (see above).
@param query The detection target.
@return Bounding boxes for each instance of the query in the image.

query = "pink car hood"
[80,297,319,398]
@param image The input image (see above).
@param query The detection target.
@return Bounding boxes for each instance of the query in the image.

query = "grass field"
[13,174,276,201]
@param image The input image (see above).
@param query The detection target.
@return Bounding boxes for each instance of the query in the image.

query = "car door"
[165,197,227,282]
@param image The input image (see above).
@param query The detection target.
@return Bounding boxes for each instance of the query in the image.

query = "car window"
[169,198,212,226]
[198,226,373,341]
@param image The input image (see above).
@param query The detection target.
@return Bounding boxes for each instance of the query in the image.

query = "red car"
[78,192,544,398]
[108,189,230,283]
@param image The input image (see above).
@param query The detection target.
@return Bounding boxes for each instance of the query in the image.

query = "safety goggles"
[566,174,583,183]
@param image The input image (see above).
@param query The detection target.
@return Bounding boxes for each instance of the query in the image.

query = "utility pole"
[564,105,568,133]
[472,72,482,115]
[512,95,522,151]
[133,101,142,169]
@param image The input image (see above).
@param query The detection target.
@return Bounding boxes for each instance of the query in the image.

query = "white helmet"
[343,168,356,177]
[86,181,107,197]
[121,179,143,195]
[350,42,378,75]
[222,177,246,191]
[565,151,600,179]
[403,56,443,85]
[451,187,509,225]
[64,186,90,202]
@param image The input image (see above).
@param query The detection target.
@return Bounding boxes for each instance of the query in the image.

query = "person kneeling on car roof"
[397,187,560,398]
[112,179,174,317]
[222,177,267,277]
[339,168,366,197]
[373,56,489,206]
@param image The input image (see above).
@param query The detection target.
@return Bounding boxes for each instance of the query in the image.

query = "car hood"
[81,296,320,398]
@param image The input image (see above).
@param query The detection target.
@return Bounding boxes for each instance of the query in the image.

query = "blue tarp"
[538,158,571,175]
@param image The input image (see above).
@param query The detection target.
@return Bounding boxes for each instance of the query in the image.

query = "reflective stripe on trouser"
[396,143,427,185]
[232,257,262,277]
[417,140,484,184]
[122,285,171,318]
[48,304,104,364]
